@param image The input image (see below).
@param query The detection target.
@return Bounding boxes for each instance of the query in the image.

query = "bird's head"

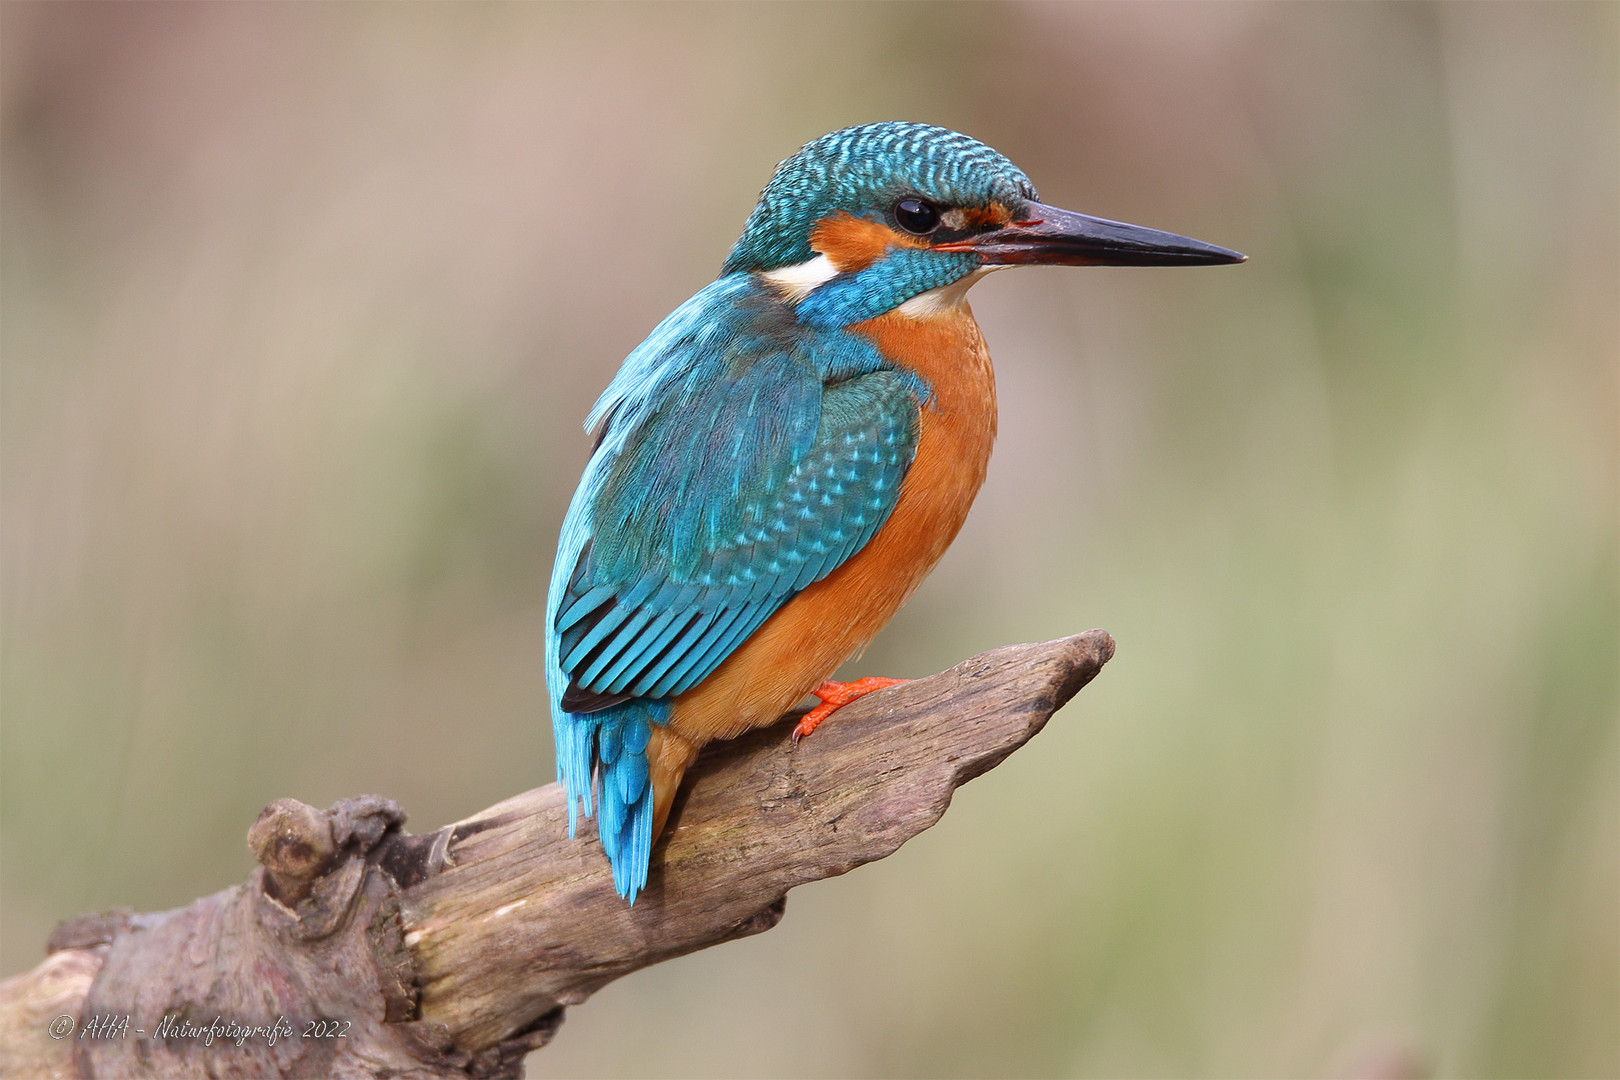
[722,122,1243,329]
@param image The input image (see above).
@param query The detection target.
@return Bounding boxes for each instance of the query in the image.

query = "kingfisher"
[547,122,1243,901]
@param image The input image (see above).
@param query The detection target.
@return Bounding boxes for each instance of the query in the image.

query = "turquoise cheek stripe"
[795,248,981,330]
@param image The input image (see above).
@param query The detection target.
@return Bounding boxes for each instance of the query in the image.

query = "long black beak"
[939,200,1246,267]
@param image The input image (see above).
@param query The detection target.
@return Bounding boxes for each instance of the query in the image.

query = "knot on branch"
[249,795,405,915]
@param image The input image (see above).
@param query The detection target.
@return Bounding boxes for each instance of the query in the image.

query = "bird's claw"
[790,677,909,744]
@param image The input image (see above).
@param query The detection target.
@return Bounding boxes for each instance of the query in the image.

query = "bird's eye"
[894,198,941,235]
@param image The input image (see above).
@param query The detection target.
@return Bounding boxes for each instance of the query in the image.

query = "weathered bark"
[0,630,1114,1079]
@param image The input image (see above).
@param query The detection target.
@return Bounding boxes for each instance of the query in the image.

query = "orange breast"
[667,304,997,745]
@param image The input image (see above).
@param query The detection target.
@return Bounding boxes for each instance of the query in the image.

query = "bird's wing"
[550,302,920,711]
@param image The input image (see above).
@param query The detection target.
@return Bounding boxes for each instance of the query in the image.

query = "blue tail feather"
[556,699,667,903]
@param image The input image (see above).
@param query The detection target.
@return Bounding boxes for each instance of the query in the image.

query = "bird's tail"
[555,699,668,903]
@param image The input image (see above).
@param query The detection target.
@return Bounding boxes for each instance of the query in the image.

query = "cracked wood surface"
[0,630,1114,1079]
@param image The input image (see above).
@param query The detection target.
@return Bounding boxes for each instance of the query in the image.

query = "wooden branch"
[0,630,1114,1080]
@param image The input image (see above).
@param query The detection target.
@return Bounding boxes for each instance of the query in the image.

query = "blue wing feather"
[562,376,917,702]
[545,275,924,900]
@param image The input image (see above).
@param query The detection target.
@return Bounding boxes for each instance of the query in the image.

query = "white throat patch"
[896,266,999,319]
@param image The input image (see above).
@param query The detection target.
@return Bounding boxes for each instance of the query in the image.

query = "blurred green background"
[3,3,1615,1077]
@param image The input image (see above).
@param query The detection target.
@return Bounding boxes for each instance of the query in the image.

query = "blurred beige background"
[3,3,1615,1077]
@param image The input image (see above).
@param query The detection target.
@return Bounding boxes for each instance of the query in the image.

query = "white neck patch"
[759,254,839,301]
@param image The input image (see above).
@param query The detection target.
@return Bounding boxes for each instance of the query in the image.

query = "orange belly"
[666,304,997,748]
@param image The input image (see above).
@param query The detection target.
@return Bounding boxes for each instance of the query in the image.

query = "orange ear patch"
[809,213,927,273]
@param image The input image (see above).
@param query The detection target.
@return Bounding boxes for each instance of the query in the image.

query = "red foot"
[791,677,909,744]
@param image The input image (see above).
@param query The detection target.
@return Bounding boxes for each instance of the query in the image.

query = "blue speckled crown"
[722,122,1038,274]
